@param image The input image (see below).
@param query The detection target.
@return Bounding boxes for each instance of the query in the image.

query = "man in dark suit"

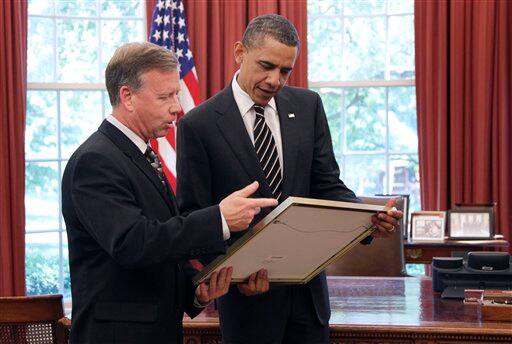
[62,42,277,343]
[176,15,402,343]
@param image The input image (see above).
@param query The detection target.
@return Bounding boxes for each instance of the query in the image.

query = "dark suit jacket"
[176,85,362,334]
[62,120,226,343]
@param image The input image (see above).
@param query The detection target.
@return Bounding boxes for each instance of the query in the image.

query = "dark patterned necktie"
[144,145,166,186]
[253,104,282,200]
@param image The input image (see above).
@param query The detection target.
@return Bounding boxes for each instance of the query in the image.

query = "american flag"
[148,0,200,191]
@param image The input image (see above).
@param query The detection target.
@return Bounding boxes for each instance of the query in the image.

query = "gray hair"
[105,42,179,107]
[242,14,300,49]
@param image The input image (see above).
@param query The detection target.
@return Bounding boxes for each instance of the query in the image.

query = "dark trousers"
[220,284,329,344]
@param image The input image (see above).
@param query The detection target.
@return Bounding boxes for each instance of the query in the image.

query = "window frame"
[307,0,417,200]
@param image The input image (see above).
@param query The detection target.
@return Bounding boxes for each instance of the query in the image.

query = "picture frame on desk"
[448,206,494,240]
[411,211,446,242]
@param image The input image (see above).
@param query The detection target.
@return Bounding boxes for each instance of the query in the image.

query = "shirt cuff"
[220,211,230,240]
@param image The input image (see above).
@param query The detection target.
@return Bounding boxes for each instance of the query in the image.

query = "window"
[26,0,145,298]
[307,0,420,212]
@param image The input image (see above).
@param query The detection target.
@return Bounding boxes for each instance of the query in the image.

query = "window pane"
[345,0,386,15]
[308,17,343,82]
[101,19,144,74]
[28,0,54,15]
[103,91,112,117]
[60,91,103,158]
[388,0,414,14]
[389,154,420,212]
[307,0,342,15]
[101,0,142,17]
[344,155,386,195]
[62,231,71,298]
[25,162,59,232]
[60,160,68,231]
[343,16,386,80]
[388,86,417,152]
[388,15,415,79]
[57,19,99,82]
[26,232,61,295]
[344,87,386,152]
[28,17,55,82]
[26,91,58,160]
[56,0,98,16]
[313,88,343,160]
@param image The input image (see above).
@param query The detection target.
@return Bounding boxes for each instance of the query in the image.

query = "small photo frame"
[448,205,494,239]
[411,211,446,242]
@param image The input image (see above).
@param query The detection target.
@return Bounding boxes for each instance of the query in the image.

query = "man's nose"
[266,70,281,88]
[170,95,182,115]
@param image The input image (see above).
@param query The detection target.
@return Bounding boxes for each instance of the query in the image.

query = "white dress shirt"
[231,71,284,177]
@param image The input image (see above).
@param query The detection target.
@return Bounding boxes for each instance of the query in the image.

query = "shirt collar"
[106,115,147,154]
[231,70,277,118]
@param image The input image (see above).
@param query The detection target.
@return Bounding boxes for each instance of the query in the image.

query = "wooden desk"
[404,239,509,264]
[184,276,512,344]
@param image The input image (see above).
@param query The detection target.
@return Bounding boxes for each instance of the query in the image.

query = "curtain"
[146,0,308,102]
[415,0,512,241]
[0,0,27,296]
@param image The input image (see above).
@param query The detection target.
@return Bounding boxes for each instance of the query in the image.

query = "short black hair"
[242,14,300,49]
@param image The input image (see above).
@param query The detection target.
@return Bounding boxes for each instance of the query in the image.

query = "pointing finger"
[246,198,278,208]
[235,181,259,198]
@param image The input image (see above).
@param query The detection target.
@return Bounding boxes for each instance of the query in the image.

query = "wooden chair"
[325,195,407,277]
[0,294,68,344]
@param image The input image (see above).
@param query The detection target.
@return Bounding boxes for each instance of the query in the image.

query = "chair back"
[325,195,406,277]
[0,294,67,344]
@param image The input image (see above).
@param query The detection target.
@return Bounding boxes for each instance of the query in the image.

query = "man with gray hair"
[177,14,401,343]
[62,42,277,343]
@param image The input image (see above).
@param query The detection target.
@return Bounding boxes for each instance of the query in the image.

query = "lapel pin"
[288,113,295,118]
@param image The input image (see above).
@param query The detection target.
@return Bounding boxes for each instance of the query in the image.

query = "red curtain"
[0,0,27,296]
[146,0,307,102]
[415,0,512,241]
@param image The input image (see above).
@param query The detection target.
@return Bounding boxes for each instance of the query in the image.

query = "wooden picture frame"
[448,206,494,239]
[193,197,385,285]
[411,211,446,242]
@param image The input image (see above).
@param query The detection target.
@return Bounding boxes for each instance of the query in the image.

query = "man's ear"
[119,85,134,111]
[234,41,245,65]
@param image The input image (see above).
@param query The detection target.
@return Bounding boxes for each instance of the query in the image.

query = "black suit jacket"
[62,120,226,343]
[176,85,361,332]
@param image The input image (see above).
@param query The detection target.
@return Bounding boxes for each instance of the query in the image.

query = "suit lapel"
[215,87,273,197]
[275,89,300,199]
[98,120,175,211]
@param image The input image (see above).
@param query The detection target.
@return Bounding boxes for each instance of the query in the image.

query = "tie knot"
[254,104,265,117]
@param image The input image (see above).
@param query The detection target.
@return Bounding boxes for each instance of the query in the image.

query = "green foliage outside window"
[26,245,70,297]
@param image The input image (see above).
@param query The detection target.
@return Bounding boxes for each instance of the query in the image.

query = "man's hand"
[219,181,278,231]
[370,198,403,238]
[195,266,233,305]
[237,269,269,296]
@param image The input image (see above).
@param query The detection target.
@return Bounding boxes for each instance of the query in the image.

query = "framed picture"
[411,211,446,242]
[448,205,494,239]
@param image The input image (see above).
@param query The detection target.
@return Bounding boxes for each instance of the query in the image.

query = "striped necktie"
[253,104,282,200]
[144,145,167,186]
